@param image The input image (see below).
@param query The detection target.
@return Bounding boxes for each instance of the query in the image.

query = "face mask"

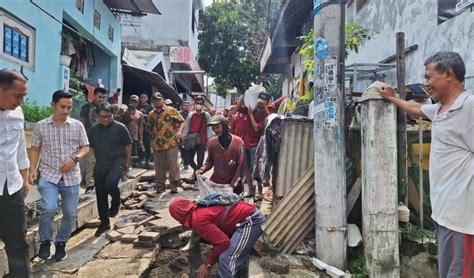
[195,104,203,111]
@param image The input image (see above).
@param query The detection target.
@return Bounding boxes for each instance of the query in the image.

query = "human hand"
[22,183,29,199]
[176,131,183,140]
[59,158,76,173]
[139,141,144,148]
[28,170,37,185]
[379,84,397,100]
[197,264,210,278]
[195,169,204,175]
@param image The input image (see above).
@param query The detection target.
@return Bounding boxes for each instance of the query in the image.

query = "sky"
[203,0,213,7]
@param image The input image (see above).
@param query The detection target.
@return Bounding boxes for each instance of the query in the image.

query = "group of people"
[0,50,472,278]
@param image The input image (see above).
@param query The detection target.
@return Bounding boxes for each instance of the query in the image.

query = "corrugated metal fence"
[275,118,314,197]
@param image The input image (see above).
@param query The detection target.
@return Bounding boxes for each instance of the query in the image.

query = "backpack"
[197,193,242,227]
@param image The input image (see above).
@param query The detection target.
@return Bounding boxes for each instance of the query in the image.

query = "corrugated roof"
[122,64,181,103]
[104,0,161,15]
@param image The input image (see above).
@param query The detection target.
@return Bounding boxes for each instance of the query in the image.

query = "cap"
[129,95,139,101]
[207,115,228,126]
[152,92,163,99]
[165,99,173,105]
[257,92,271,102]
[194,95,205,105]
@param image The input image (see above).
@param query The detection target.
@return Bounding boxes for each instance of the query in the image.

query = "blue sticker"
[315,38,329,58]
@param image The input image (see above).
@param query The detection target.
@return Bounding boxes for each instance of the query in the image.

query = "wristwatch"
[70,155,80,164]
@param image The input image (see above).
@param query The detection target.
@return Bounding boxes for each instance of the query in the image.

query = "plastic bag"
[244,84,267,111]
[196,175,233,198]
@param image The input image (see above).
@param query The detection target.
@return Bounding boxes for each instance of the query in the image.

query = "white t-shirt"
[421,90,473,234]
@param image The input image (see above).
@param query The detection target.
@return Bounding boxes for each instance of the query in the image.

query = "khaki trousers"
[153,146,180,189]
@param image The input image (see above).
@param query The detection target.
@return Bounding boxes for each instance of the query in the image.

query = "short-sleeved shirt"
[146,106,184,151]
[80,102,99,132]
[421,90,473,234]
[236,107,268,148]
[31,116,89,186]
[88,121,133,167]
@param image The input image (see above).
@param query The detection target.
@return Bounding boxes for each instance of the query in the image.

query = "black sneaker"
[53,242,67,261]
[155,187,165,194]
[95,224,111,237]
[170,187,178,194]
[38,241,51,260]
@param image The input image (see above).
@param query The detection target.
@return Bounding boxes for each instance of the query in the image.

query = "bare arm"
[380,85,425,117]
[28,146,41,184]
[125,144,132,168]
[20,168,29,198]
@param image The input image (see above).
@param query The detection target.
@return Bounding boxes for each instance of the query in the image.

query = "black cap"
[194,95,205,105]
[152,92,163,99]
[257,92,271,102]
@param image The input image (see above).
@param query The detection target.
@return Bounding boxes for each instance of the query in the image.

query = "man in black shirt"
[79,87,107,191]
[88,103,132,236]
[138,93,153,168]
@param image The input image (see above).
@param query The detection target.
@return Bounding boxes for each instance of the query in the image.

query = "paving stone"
[138,194,148,201]
[260,258,290,274]
[160,232,182,249]
[133,239,157,248]
[138,232,160,242]
[77,258,152,277]
[116,226,135,234]
[120,234,138,243]
[106,231,122,242]
[96,242,155,259]
[135,225,145,234]
[85,218,101,228]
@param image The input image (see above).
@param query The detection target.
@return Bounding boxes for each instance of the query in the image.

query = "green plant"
[22,99,53,123]
[348,256,369,278]
[401,224,435,242]
[298,23,374,75]
[60,31,74,55]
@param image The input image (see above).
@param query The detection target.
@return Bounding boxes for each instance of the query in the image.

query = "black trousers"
[0,185,30,277]
[140,131,152,163]
[94,164,122,226]
[184,144,206,171]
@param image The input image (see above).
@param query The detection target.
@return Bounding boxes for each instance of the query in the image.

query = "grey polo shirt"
[421,90,473,234]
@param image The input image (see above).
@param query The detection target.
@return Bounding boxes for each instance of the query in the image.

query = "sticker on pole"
[325,98,337,126]
[315,38,329,58]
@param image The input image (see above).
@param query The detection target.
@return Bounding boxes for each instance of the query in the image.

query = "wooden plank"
[347,178,362,215]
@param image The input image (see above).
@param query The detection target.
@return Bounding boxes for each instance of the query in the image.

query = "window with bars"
[3,25,29,62]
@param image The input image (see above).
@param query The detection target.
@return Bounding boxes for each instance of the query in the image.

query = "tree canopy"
[199,1,282,97]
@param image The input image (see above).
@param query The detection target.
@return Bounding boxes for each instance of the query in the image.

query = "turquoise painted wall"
[0,0,122,106]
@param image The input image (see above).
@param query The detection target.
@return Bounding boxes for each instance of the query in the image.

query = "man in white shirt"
[0,68,30,277]
[379,52,473,277]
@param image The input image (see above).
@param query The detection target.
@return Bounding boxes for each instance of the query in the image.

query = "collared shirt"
[421,90,473,234]
[146,106,184,151]
[31,116,89,186]
[0,107,30,196]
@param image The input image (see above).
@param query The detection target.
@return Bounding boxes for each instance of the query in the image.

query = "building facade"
[121,0,204,102]
[346,0,473,89]
[0,0,122,106]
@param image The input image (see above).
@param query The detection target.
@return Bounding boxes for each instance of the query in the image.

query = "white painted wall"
[346,0,474,89]
[122,0,201,58]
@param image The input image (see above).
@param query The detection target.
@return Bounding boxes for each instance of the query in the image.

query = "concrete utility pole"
[313,1,347,269]
[396,32,408,204]
[360,82,400,277]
